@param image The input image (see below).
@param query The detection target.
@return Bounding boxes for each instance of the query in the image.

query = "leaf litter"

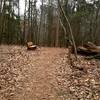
[0,45,100,100]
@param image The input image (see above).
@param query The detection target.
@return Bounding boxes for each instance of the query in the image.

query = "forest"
[0,0,100,46]
[0,0,100,100]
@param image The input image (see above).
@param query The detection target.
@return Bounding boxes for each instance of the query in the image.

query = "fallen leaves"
[56,54,100,100]
[0,45,100,100]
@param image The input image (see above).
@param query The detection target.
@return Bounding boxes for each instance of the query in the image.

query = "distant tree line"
[0,0,21,44]
[0,0,100,46]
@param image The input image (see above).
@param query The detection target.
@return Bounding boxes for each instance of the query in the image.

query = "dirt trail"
[20,48,66,100]
[0,46,67,100]
[1,46,100,100]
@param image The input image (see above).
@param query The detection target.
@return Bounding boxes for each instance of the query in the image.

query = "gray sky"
[20,0,98,15]
[20,0,24,14]
[20,0,41,15]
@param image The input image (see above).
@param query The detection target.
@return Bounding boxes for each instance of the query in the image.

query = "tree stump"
[27,42,37,50]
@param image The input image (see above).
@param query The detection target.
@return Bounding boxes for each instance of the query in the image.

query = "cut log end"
[27,42,37,50]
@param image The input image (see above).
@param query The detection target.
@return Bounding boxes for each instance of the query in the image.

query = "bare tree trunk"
[57,0,77,60]
[93,2,100,44]
[23,0,27,44]
[38,0,44,46]
[28,0,31,41]
[55,14,59,47]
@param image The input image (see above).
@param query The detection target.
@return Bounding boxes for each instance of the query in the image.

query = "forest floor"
[0,45,100,100]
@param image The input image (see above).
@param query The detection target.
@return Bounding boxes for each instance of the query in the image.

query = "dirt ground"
[0,45,100,100]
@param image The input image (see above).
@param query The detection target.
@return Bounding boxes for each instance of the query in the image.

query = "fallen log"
[86,54,100,59]
[83,42,100,53]
[83,42,97,49]
[76,42,100,59]
[27,42,37,50]
[77,46,98,56]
